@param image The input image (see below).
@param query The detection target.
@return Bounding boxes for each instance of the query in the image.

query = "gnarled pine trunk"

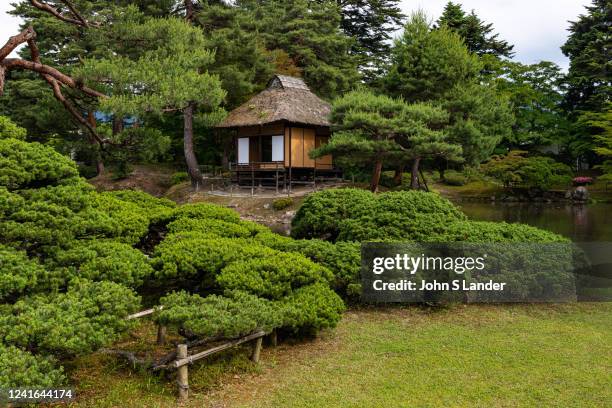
[410,157,421,190]
[184,103,203,190]
[370,159,383,192]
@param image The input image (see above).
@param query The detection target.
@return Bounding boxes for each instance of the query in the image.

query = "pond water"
[456,201,612,242]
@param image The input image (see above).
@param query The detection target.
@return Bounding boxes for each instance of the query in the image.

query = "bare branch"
[59,0,89,27]
[0,66,6,96]
[0,27,36,61]
[2,58,106,98]
[29,0,88,27]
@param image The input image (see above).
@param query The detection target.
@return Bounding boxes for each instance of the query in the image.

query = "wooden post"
[250,337,263,363]
[270,329,277,347]
[177,344,189,401]
[156,325,167,346]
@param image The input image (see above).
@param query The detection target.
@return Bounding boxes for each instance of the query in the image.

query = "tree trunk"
[393,165,405,186]
[370,159,383,193]
[410,157,421,190]
[87,111,104,176]
[112,116,124,136]
[184,103,203,190]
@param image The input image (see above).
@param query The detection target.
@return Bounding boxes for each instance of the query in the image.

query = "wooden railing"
[230,161,285,171]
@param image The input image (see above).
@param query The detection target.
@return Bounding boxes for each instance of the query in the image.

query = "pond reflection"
[457,201,612,242]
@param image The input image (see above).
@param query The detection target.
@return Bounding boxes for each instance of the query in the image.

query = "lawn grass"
[64,304,611,408]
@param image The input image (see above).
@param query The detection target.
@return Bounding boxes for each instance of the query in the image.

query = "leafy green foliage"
[155,291,282,339]
[272,197,293,211]
[169,202,241,224]
[442,170,468,186]
[171,172,189,185]
[0,115,27,140]
[482,151,573,190]
[385,12,513,166]
[245,0,359,99]
[0,345,65,388]
[0,280,140,358]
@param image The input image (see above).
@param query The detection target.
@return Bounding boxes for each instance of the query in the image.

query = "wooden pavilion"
[217,75,337,192]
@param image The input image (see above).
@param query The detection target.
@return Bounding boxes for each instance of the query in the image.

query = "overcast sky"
[1,1,592,70]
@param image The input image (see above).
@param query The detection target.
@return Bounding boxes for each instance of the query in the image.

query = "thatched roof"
[217,75,331,128]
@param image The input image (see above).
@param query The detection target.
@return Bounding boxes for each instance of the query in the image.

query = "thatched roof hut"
[217,75,331,128]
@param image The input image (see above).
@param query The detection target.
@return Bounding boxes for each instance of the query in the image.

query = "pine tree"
[562,0,611,113]
[385,12,513,169]
[240,0,360,99]
[321,0,405,80]
[436,2,514,58]
[312,89,460,191]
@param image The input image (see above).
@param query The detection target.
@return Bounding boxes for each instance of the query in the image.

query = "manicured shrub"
[443,170,468,186]
[272,197,293,211]
[171,171,189,185]
[167,217,253,238]
[292,189,466,242]
[0,280,140,357]
[152,237,278,282]
[170,202,241,224]
[445,220,569,243]
[482,150,572,190]
[0,245,47,301]
[154,290,282,339]
[0,116,27,140]
[83,192,151,245]
[106,189,176,223]
[279,283,345,334]
[0,138,79,190]
[253,232,361,294]
[217,252,333,300]
[0,345,65,388]
[291,188,375,240]
[50,240,154,288]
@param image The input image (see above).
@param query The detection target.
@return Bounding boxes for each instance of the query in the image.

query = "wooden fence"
[124,307,271,401]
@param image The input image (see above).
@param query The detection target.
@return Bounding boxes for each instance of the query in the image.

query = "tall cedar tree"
[435,1,514,58]
[319,0,405,80]
[562,0,611,114]
[386,12,513,174]
[240,0,360,99]
[312,89,461,191]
